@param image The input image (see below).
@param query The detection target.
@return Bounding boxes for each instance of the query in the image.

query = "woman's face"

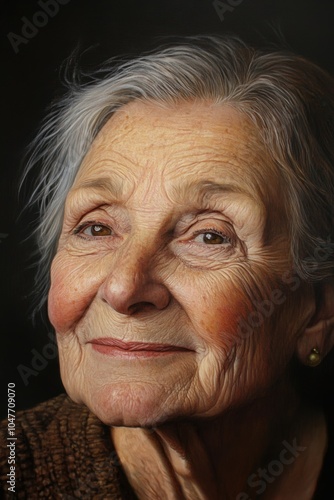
[48,100,313,426]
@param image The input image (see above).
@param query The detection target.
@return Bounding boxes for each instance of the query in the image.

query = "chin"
[74,382,193,428]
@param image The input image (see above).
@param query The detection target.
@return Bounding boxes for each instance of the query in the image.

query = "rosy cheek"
[48,281,77,334]
[195,286,253,349]
[47,255,100,334]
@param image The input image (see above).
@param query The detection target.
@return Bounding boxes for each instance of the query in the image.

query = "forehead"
[73,99,279,206]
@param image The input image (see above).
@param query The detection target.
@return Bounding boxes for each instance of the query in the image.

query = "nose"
[100,247,171,315]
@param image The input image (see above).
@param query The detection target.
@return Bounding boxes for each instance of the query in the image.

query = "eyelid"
[182,217,236,241]
[72,221,113,237]
[190,228,235,248]
[192,227,232,239]
[175,220,238,253]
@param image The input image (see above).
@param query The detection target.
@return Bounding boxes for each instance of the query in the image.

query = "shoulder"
[0,394,135,499]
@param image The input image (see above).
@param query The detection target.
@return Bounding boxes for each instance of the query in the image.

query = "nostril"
[101,279,171,314]
[128,302,157,315]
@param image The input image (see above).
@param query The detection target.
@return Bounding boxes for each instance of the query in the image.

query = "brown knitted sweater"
[0,394,137,499]
[1,394,333,498]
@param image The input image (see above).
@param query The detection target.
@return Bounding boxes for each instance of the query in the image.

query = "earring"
[307,348,321,367]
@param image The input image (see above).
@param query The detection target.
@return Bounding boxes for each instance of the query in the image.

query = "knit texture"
[1,394,333,498]
[0,394,137,499]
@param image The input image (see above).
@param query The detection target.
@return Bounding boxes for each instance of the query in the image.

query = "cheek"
[185,264,278,352]
[48,253,101,334]
[189,280,253,350]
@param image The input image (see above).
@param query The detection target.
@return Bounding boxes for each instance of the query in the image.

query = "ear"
[296,282,334,366]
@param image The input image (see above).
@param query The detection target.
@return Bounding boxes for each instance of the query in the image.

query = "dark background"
[1,0,334,419]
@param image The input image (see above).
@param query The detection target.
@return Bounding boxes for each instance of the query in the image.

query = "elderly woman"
[1,35,334,498]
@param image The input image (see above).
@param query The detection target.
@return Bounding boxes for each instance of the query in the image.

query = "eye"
[73,222,113,238]
[193,230,232,245]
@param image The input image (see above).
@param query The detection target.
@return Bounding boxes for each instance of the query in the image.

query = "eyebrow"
[170,179,256,204]
[73,177,257,205]
[73,177,124,198]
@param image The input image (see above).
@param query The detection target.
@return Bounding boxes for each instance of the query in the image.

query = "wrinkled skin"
[48,101,330,498]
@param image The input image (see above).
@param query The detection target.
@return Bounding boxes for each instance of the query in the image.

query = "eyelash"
[73,221,234,248]
[72,221,113,239]
[192,227,233,245]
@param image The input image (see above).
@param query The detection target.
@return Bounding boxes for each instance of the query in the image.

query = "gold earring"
[307,348,321,367]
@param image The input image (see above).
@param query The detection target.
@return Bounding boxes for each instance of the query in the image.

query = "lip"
[88,338,193,358]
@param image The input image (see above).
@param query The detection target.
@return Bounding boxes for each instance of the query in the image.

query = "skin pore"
[48,100,328,498]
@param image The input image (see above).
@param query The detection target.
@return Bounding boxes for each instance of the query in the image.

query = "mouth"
[88,337,193,358]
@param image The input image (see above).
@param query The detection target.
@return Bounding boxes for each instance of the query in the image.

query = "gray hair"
[21,35,334,315]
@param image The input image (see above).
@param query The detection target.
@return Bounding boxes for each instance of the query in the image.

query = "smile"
[88,338,193,358]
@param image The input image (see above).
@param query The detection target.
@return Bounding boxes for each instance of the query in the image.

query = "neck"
[111,379,327,499]
[195,378,300,493]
